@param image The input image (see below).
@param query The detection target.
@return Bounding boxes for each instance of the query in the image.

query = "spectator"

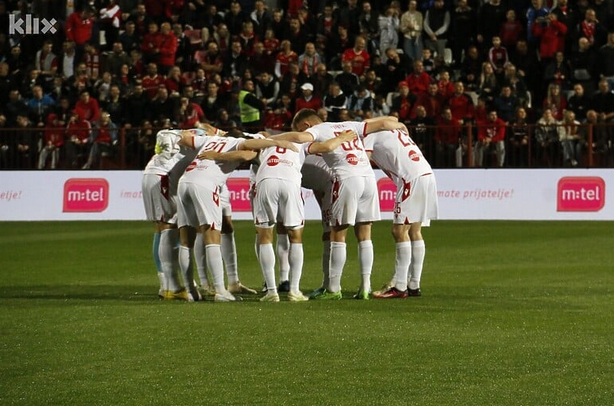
[526,0,551,45]
[551,0,577,53]
[157,22,178,75]
[255,71,280,108]
[238,79,266,131]
[285,17,308,59]
[532,13,568,65]
[65,6,94,55]
[224,1,246,37]
[338,0,361,37]
[38,113,64,169]
[436,71,454,102]
[450,0,476,66]
[409,104,435,159]
[223,40,248,80]
[201,81,227,123]
[475,109,506,168]
[196,41,223,79]
[415,83,444,119]
[119,20,141,54]
[559,110,584,166]
[165,66,185,96]
[569,37,598,94]
[534,108,560,166]
[99,0,122,51]
[214,108,238,130]
[5,90,27,127]
[342,36,370,79]
[65,112,92,168]
[34,40,58,90]
[123,83,149,128]
[103,85,126,125]
[447,81,475,126]
[423,0,450,59]
[400,0,424,62]
[177,96,205,129]
[327,24,354,70]
[500,9,524,52]
[510,39,541,95]
[359,1,379,43]
[406,60,431,97]
[336,60,361,97]
[239,20,259,57]
[597,32,614,90]
[488,36,509,80]
[544,51,572,90]
[508,107,530,167]
[250,0,272,39]
[250,41,275,76]
[27,85,56,128]
[82,112,117,169]
[420,48,436,77]
[74,90,101,123]
[581,109,612,166]
[591,79,614,123]
[435,107,462,167]
[494,85,520,123]
[150,87,175,125]
[501,64,528,105]
[577,9,607,48]
[12,114,36,169]
[141,63,165,98]
[295,83,322,113]
[316,4,337,43]
[543,83,567,120]
[298,42,322,79]
[378,6,400,63]
[264,93,294,130]
[7,46,27,85]
[311,63,334,99]
[391,81,417,124]
[347,85,374,120]
[478,61,499,103]
[567,83,591,119]
[322,82,347,122]
[460,45,483,90]
[279,61,307,99]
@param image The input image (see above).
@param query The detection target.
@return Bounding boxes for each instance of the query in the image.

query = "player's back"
[363,129,432,182]
[179,135,244,188]
[306,121,373,180]
[255,142,305,185]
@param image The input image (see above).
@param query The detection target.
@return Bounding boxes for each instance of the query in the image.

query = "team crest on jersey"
[346,154,359,165]
[408,150,420,162]
[267,155,280,166]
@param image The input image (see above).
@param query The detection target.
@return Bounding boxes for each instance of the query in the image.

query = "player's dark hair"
[226,129,244,138]
[291,108,319,130]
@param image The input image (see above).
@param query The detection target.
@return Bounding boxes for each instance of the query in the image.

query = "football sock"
[358,240,373,293]
[409,240,425,290]
[289,243,304,292]
[259,243,277,294]
[276,233,290,282]
[221,232,239,284]
[328,241,346,293]
[322,239,331,289]
[160,229,182,291]
[194,233,209,286]
[153,233,162,273]
[394,242,411,291]
[205,244,226,293]
[178,246,195,290]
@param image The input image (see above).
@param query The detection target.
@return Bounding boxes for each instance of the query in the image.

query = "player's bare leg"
[354,222,374,299]
[256,226,279,302]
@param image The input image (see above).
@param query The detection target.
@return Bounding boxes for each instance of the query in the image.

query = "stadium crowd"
[1,0,614,170]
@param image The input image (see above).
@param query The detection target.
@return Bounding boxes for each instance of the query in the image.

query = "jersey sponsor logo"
[63,178,109,212]
[557,177,605,212]
[185,161,197,172]
[267,155,280,166]
[346,153,359,165]
[408,150,420,162]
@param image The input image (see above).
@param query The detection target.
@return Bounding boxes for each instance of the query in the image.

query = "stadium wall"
[1,170,612,221]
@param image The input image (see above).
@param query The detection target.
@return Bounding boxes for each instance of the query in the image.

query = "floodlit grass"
[0,220,612,405]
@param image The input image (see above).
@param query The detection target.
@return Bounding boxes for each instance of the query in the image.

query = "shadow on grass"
[0,285,161,302]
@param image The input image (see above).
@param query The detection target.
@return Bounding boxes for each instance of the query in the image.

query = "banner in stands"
[1,169,612,221]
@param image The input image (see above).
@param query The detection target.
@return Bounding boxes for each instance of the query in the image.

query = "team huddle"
[141,108,439,302]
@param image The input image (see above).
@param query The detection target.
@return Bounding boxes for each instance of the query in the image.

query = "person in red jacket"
[141,22,163,65]
[82,112,118,169]
[65,112,92,168]
[447,82,475,125]
[531,13,567,64]
[405,60,431,97]
[65,7,94,47]
[342,36,370,79]
[294,83,322,113]
[158,22,178,74]
[74,90,100,123]
[475,109,506,167]
[435,107,462,167]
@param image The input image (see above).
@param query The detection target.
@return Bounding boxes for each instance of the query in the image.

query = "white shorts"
[219,183,232,217]
[254,179,305,228]
[177,182,222,230]
[393,173,439,226]
[142,173,177,223]
[330,176,380,227]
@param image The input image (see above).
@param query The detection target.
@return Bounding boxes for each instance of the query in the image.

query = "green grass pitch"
[1,220,613,405]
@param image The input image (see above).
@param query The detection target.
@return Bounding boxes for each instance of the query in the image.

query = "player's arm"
[363,116,408,135]
[197,122,226,136]
[198,150,258,161]
[308,130,357,154]
[238,138,299,152]
[271,131,315,143]
[177,130,202,148]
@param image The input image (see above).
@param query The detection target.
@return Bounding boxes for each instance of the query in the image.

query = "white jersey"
[305,121,373,180]
[255,142,305,186]
[247,132,266,186]
[301,154,333,192]
[363,129,432,183]
[179,135,245,188]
